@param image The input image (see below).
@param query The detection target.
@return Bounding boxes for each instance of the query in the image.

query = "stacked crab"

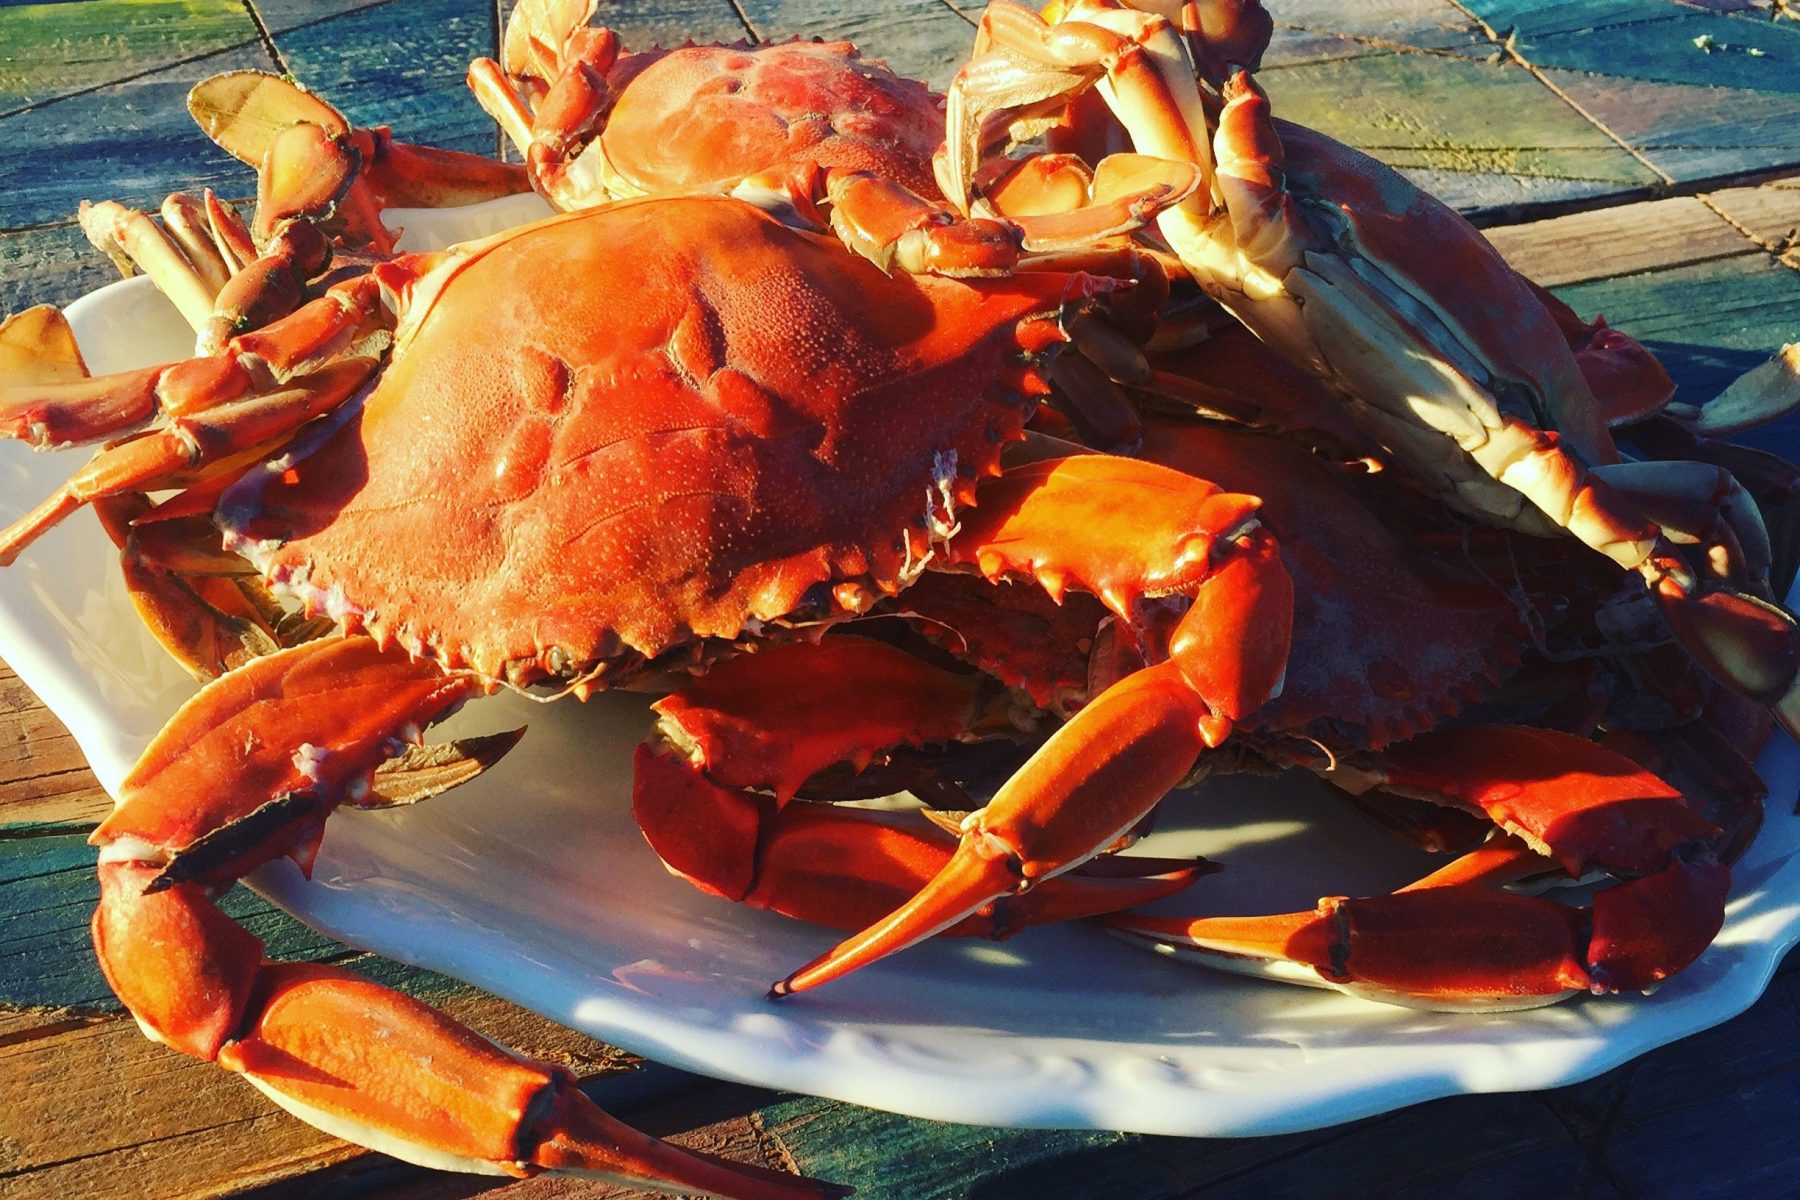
[3,0,1800,1195]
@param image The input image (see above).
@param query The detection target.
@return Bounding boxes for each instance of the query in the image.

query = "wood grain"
[0,0,262,111]
[1482,195,1751,287]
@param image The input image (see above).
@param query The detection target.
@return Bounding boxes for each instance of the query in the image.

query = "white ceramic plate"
[7,197,1800,1137]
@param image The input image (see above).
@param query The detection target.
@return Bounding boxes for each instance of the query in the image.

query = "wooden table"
[5,2,1800,1197]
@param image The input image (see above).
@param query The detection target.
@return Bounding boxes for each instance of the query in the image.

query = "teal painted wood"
[0,833,501,1011]
[1,834,346,1010]
[762,1084,1615,1200]
[1507,8,1800,96]
[1555,253,1800,461]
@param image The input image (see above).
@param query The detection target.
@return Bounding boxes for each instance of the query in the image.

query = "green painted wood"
[1260,50,1658,217]
[0,0,266,111]
[0,42,269,230]
[272,0,503,157]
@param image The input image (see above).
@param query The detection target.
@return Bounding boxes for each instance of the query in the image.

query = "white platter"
[6,197,1800,1137]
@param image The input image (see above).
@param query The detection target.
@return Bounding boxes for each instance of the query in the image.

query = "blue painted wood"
[0,225,121,324]
[273,0,501,157]
[0,42,269,230]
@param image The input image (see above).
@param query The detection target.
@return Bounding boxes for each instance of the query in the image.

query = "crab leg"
[93,637,842,1198]
[0,356,375,566]
[635,744,1211,937]
[953,0,1800,735]
[92,493,283,680]
[637,636,1209,932]
[190,71,528,230]
[0,268,399,563]
[771,455,1292,994]
[1111,727,1728,1008]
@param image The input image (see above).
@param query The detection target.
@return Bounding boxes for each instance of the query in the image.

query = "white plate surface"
[6,197,1800,1137]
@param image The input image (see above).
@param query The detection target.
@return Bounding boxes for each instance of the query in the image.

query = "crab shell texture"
[1136,419,1527,747]
[568,40,946,199]
[219,195,1108,687]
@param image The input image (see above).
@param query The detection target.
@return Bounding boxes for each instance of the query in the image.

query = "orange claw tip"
[769,841,1026,997]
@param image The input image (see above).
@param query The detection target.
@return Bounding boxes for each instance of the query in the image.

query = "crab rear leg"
[636,637,1210,935]
[93,494,285,680]
[94,636,841,1198]
[1112,727,1729,1008]
[771,455,1292,995]
[0,267,405,564]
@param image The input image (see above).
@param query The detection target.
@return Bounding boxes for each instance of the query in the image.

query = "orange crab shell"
[600,41,948,199]
[219,195,1113,686]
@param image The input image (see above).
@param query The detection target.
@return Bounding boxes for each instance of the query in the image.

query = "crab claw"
[634,744,1212,936]
[771,459,1293,996]
[217,963,846,1197]
[89,636,844,1197]
[1112,728,1730,1008]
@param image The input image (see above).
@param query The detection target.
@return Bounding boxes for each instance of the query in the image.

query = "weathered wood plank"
[0,662,110,832]
[0,0,267,111]
[272,0,504,157]
[737,0,973,90]
[1259,50,1657,219]
[1706,180,1800,253]
[253,0,410,36]
[0,222,122,324]
[1270,0,1489,54]
[1483,194,1751,287]
[1589,967,1800,1199]
[1545,67,1800,189]
[0,43,270,232]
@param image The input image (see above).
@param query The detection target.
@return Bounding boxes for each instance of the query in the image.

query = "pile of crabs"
[6,0,1800,1195]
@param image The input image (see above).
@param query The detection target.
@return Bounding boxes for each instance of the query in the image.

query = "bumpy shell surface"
[223,195,1103,686]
